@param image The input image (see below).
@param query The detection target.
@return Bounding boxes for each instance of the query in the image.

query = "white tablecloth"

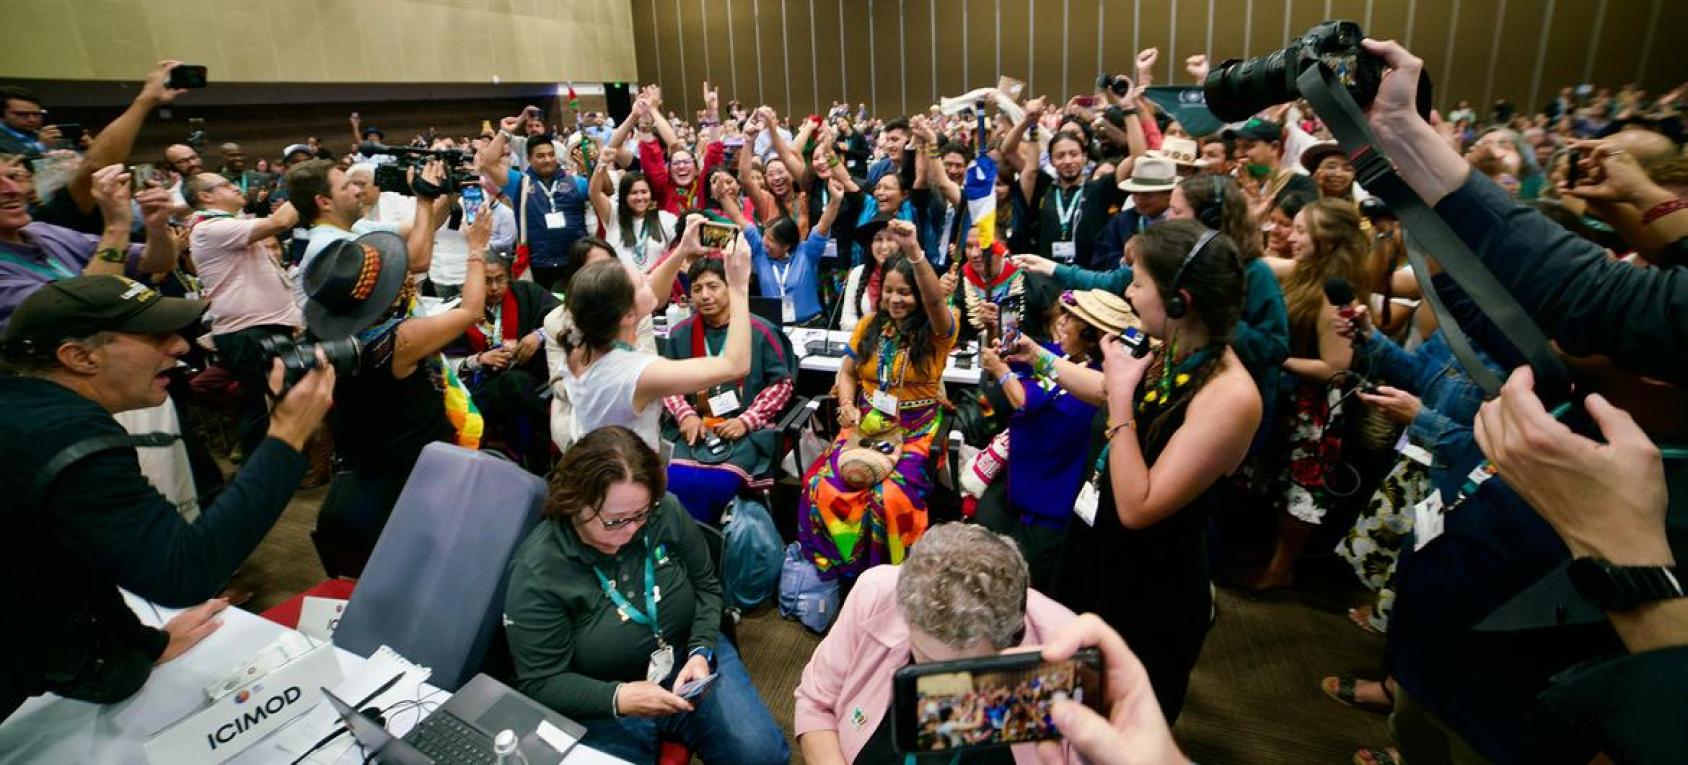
[0,593,627,765]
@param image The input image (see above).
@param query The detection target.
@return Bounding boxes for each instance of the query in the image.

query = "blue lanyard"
[0,250,76,280]
[590,543,662,641]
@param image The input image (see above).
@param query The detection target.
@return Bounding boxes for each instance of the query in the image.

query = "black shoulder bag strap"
[28,432,181,508]
[1296,64,1572,401]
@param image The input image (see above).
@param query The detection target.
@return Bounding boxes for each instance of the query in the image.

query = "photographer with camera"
[0,275,335,721]
[302,207,493,575]
[1204,29,1688,761]
[285,157,444,308]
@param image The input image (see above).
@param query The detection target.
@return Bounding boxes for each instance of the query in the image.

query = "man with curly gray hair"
[795,523,1079,764]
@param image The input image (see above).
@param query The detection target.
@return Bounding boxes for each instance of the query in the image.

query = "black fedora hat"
[302,231,409,340]
[853,210,898,249]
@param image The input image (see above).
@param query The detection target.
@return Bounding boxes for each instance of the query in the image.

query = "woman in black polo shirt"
[502,426,788,764]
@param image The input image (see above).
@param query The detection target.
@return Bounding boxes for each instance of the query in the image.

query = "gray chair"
[333,442,547,691]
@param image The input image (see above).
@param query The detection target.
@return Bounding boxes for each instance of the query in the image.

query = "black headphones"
[1196,174,1226,229]
[1164,228,1219,320]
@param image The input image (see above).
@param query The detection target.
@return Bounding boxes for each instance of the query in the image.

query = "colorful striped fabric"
[797,405,942,580]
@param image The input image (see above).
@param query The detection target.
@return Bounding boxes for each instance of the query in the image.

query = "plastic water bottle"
[493,729,530,765]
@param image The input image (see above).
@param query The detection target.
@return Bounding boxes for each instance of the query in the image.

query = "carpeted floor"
[235,488,1393,764]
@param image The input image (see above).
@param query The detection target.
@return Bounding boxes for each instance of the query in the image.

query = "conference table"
[0,593,629,765]
[783,327,986,386]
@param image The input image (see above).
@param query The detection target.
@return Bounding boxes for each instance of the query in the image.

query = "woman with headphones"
[1004,219,1262,723]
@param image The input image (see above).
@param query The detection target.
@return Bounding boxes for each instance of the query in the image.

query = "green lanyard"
[0,250,76,281]
[590,543,663,643]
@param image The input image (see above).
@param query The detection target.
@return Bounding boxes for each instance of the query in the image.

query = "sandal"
[1321,675,1393,713]
[1348,605,1384,634]
[1353,746,1402,765]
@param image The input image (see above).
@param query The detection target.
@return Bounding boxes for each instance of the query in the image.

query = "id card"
[1412,490,1445,552]
[782,295,797,323]
[822,240,839,260]
[1073,479,1100,526]
[707,389,741,416]
[646,644,675,684]
[1051,241,1076,264]
[1394,432,1435,467]
[870,389,899,415]
[544,211,567,229]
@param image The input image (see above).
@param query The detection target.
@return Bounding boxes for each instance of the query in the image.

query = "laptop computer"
[322,673,585,765]
[749,296,786,326]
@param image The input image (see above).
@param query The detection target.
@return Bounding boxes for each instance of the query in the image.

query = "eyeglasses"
[595,502,660,529]
[5,109,46,119]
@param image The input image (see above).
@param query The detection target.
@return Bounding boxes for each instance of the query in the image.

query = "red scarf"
[962,251,1018,290]
[464,289,519,352]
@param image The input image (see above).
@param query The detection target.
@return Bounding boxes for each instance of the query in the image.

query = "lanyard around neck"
[0,250,76,280]
[590,542,662,640]
[1053,184,1084,238]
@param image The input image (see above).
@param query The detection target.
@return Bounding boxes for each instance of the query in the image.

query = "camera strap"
[28,432,180,509]
[1296,64,1571,401]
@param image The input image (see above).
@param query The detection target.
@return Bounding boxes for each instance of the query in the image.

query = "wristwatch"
[1567,557,1686,611]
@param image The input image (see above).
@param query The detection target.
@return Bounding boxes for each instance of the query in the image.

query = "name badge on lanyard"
[708,388,741,416]
[870,389,900,415]
[544,211,567,230]
[539,177,567,229]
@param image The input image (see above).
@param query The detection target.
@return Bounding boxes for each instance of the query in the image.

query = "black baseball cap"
[1222,118,1284,142]
[2,276,207,358]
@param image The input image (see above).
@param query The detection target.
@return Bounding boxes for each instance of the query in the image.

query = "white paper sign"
[297,597,348,642]
[144,641,342,765]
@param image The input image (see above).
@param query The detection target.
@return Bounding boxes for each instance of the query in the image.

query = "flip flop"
[1353,746,1402,765]
[1321,675,1392,713]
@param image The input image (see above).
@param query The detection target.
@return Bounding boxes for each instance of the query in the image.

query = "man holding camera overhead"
[183,171,303,455]
[0,275,334,721]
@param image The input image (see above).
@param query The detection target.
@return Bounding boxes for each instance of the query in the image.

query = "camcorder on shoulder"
[362,142,478,197]
[1202,20,1430,122]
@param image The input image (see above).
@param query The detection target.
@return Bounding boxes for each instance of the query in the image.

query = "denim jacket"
[1356,328,1499,498]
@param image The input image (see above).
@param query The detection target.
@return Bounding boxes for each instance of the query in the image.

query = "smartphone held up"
[893,648,1103,755]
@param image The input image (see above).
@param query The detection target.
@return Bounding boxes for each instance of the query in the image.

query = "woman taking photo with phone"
[558,219,755,449]
[1007,220,1260,722]
[504,426,788,764]
[798,219,958,581]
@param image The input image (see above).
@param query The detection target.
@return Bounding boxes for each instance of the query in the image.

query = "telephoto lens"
[258,335,362,391]
[1202,20,1383,122]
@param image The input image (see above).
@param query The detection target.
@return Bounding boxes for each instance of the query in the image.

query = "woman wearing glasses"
[504,426,789,764]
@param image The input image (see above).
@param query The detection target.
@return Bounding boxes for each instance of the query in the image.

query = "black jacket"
[0,377,305,720]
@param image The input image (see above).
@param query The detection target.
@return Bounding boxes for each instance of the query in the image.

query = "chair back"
[333,442,547,691]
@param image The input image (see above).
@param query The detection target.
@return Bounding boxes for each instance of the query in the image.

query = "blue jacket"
[1355,328,1496,499]
[747,227,826,323]
[500,168,589,268]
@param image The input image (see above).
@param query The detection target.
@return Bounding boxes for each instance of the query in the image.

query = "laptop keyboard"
[407,713,495,764]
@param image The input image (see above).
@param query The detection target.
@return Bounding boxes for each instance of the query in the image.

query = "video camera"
[360,141,477,197]
[1202,20,1430,122]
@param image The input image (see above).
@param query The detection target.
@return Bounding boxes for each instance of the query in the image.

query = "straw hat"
[1118,155,1180,193]
[1147,136,1211,168]
[1061,289,1141,336]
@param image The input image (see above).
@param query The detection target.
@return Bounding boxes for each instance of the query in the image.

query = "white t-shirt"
[291,219,401,307]
[602,205,678,272]
[560,346,662,450]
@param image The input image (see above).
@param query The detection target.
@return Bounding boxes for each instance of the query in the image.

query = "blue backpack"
[778,542,841,633]
[720,496,782,610]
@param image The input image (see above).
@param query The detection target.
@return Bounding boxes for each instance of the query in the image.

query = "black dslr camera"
[366,143,477,197]
[1204,20,1425,122]
[1096,74,1134,98]
[257,334,361,393]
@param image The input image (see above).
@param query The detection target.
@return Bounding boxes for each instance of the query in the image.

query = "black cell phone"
[167,65,208,89]
[892,648,1103,755]
[56,123,85,145]
[1565,148,1582,187]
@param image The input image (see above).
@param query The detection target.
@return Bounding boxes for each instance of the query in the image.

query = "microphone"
[1323,276,1365,347]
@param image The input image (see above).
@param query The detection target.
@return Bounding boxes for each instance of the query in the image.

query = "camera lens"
[1202,47,1299,122]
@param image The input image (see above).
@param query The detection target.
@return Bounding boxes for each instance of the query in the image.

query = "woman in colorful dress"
[798,219,959,581]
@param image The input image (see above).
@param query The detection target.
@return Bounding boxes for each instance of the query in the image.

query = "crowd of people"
[2,25,1686,765]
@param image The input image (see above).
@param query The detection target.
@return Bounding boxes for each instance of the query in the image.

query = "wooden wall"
[630,0,1688,119]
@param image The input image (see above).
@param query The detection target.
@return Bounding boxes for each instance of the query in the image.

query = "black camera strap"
[1295,64,1571,401]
